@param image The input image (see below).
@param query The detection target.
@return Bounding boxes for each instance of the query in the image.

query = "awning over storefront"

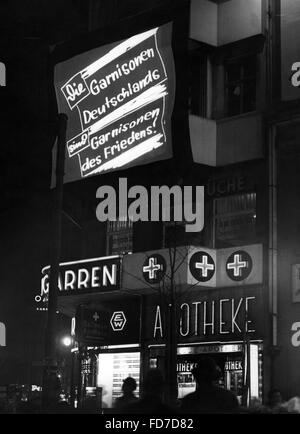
[122,243,263,290]
[35,244,263,318]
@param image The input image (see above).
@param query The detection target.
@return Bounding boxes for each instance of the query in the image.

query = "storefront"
[73,298,142,409]
[36,255,143,409]
[176,343,263,402]
[144,283,265,404]
[40,243,266,409]
[128,244,265,404]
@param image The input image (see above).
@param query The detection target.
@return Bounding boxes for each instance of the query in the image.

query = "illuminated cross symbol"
[227,254,247,277]
[93,312,100,322]
[143,257,162,280]
[195,255,215,277]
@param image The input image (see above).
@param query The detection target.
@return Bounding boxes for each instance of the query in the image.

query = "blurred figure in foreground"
[114,377,138,412]
[180,357,239,414]
[124,369,176,414]
[283,396,300,414]
[264,389,285,413]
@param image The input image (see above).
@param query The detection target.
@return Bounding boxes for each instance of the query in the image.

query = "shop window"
[162,199,205,248]
[213,192,257,248]
[71,0,91,18]
[107,217,133,255]
[177,360,197,399]
[97,352,140,408]
[188,51,208,117]
[225,55,257,116]
[163,221,204,249]
[163,221,187,248]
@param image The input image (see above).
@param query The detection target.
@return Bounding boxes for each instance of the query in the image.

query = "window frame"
[106,218,133,256]
[224,54,257,117]
[213,192,257,248]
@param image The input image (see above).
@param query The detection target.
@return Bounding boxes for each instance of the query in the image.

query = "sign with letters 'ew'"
[75,299,141,345]
[53,23,175,184]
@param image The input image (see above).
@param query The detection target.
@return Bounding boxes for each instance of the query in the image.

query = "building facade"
[2,0,300,410]
[46,0,274,409]
[270,0,300,400]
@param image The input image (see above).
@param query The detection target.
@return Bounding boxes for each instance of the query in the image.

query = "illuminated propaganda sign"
[35,256,121,308]
[54,23,175,184]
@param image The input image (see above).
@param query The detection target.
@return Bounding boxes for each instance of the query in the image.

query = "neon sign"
[34,256,121,308]
[76,299,140,345]
[151,294,260,342]
[54,23,175,184]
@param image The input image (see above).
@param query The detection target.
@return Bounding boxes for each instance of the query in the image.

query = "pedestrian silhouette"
[259,388,288,413]
[114,377,138,412]
[180,357,239,414]
[265,389,284,411]
[123,369,176,414]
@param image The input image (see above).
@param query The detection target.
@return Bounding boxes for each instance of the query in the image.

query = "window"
[162,205,205,249]
[97,352,140,408]
[72,0,90,17]
[188,51,208,117]
[213,193,257,248]
[163,221,187,248]
[107,218,133,255]
[225,55,257,116]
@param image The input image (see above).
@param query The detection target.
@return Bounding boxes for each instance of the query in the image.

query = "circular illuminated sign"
[189,251,215,282]
[143,254,166,284]
[226,251,253,281]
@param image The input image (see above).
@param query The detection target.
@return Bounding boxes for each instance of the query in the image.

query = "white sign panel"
[0,323,6,347]
[123,244,263,291]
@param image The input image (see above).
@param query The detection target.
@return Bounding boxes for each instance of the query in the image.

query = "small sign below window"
[214,193,257,248]
[225,55,257,117]
[107,218,133,255]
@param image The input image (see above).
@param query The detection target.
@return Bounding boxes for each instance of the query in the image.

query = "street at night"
[1,0,300,420]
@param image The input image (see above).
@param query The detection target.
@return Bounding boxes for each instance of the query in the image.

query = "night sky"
[0,0,188,386]
[0,0,176,387]
[0,0,94,385]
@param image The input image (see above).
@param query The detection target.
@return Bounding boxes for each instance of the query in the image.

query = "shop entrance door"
[177,344,262,403]
[97,352,140,409]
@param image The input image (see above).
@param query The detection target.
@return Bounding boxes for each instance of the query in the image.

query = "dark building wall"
[0,0,272,393]
[0,0,191,386]
[0,204,49,385]
[0,201,75,386]
[90,0,187,30]
[275,123,300,399]
[0,1,92,386]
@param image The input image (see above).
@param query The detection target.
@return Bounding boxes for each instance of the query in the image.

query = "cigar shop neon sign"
[35,256,121,307]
